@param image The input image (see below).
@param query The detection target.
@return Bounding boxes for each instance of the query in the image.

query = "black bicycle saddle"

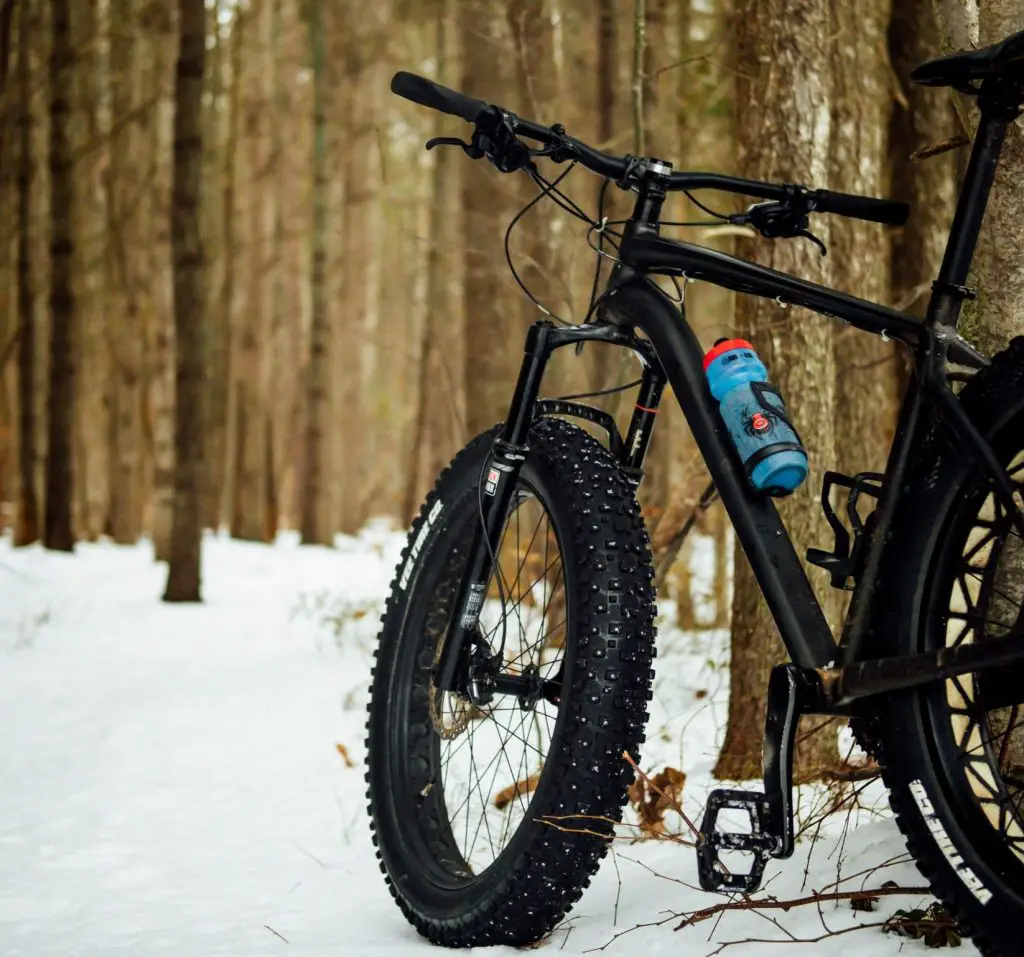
[912,28,1024,93]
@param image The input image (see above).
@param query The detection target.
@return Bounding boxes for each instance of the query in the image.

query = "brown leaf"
[628,765,687,837]
[335,743,355,768]
[493,772,541,810]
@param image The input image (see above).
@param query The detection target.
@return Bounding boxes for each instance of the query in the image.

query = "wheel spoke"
[424,481,568,875]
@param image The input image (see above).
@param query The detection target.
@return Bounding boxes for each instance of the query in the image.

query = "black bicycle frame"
[434,87,1024,704]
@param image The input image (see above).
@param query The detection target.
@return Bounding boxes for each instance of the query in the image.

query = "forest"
[2,0,1024,953]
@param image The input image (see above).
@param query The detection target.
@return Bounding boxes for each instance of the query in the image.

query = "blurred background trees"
[0,0,980,768]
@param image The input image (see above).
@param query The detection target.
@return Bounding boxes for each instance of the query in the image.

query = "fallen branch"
[705,920,888,955]
[675,883,931,932]
[911,133,970,161]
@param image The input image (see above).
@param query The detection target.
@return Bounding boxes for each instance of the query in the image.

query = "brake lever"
[795,228,828,257]
[425,135,484,159]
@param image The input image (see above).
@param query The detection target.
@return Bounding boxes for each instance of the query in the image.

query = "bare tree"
[14,0,38,546]
[163,0,207,602]
[300,0,332,544]
[14,0,39,544]
[460,0,523,437]
[404,0,465,522]
[44,0,76,551]
[889,0,957,324]
[829,0,899,477]
[715,0,840,782]
[937,1,1024,353]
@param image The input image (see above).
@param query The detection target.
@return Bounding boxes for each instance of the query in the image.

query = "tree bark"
[106,0,146,545]
[829,0,899,477]
[300,0,332,545]
[890,0,957,340]
[216,6,244,532]
[43,0,76,551]
[714,0,840,783]
[163,0,206,602]
[952,3,1024,355]
[230,0,272,542]
[14,0,38,546]
[147,1,178,560]
[460,0,522,436]
[404,0,465,522]
[71,0,110,542]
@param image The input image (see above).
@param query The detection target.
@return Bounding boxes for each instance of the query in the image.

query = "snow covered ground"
[0,528,974,956]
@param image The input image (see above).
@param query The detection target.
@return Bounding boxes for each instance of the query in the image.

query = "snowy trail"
[0,532,974,956]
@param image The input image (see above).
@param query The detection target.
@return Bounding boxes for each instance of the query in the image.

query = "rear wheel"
[871,339,1024,957]
[366,418,656,947]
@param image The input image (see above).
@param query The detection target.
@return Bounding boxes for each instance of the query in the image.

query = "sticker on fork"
[461,582,486,628]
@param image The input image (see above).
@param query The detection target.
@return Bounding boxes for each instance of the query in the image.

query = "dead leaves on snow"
[627,765,687,837]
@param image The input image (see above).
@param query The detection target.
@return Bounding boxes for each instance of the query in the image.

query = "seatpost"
[926,85,1022,329]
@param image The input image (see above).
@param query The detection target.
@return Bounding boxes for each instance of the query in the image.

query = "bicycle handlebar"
[391,71,490,124]
[390,71,910,228]
[811,189,909,226]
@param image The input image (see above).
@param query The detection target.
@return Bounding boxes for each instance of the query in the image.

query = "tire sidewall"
[367,419,655,943]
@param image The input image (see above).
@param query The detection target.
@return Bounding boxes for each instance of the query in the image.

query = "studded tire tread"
[365,418,657,948]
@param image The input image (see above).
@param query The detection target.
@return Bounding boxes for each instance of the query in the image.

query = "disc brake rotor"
[429,621,472,740]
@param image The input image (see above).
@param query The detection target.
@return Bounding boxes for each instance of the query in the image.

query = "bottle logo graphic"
[750,411,771,434]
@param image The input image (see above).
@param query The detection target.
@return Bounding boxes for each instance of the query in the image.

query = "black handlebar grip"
[390,71,490,124]
[813,189,910,226]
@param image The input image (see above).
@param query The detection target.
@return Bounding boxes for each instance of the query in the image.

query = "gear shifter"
[732,197,828,257]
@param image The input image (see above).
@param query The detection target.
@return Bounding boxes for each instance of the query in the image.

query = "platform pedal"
[697,788,781,892]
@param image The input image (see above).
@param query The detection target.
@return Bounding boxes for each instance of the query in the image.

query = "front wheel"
[365,418,656,947]
[870,339,1024,957]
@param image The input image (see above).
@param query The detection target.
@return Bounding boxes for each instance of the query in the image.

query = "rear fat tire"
[870,338,1024,957]
[365,418,657,947]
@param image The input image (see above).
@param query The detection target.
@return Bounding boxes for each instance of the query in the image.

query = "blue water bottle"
[703,338,808,496]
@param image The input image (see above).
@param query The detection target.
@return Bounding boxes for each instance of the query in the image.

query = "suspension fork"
[433,319,658,693]
[433,322,558,693]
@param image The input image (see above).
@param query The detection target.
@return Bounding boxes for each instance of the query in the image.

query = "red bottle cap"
[703,338,754,371]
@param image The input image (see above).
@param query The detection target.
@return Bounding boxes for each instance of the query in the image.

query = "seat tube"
[926,94,1017,328]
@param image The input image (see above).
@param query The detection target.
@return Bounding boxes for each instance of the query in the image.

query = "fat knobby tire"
[870,338,1024,957]
[365,418,657,947]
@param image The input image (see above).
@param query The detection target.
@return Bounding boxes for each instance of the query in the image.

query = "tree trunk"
[106,0,145,545]
[71,0,110,543]
[460,0,522,436]
[404,0,465,522]
[164,0,206,602]
[890,0,957,324]
[300,0,332,545]
[230,0,272,542]
[829,0,899,477]
[148,1,179,560]
[949,4,1024,355]
[199,0,230,532]
[714,0,840,783]
[14,0,38,546]
[44,0,76,552]
[216,6,244,532]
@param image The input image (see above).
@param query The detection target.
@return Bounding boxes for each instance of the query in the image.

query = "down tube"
[608,279,838,668]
